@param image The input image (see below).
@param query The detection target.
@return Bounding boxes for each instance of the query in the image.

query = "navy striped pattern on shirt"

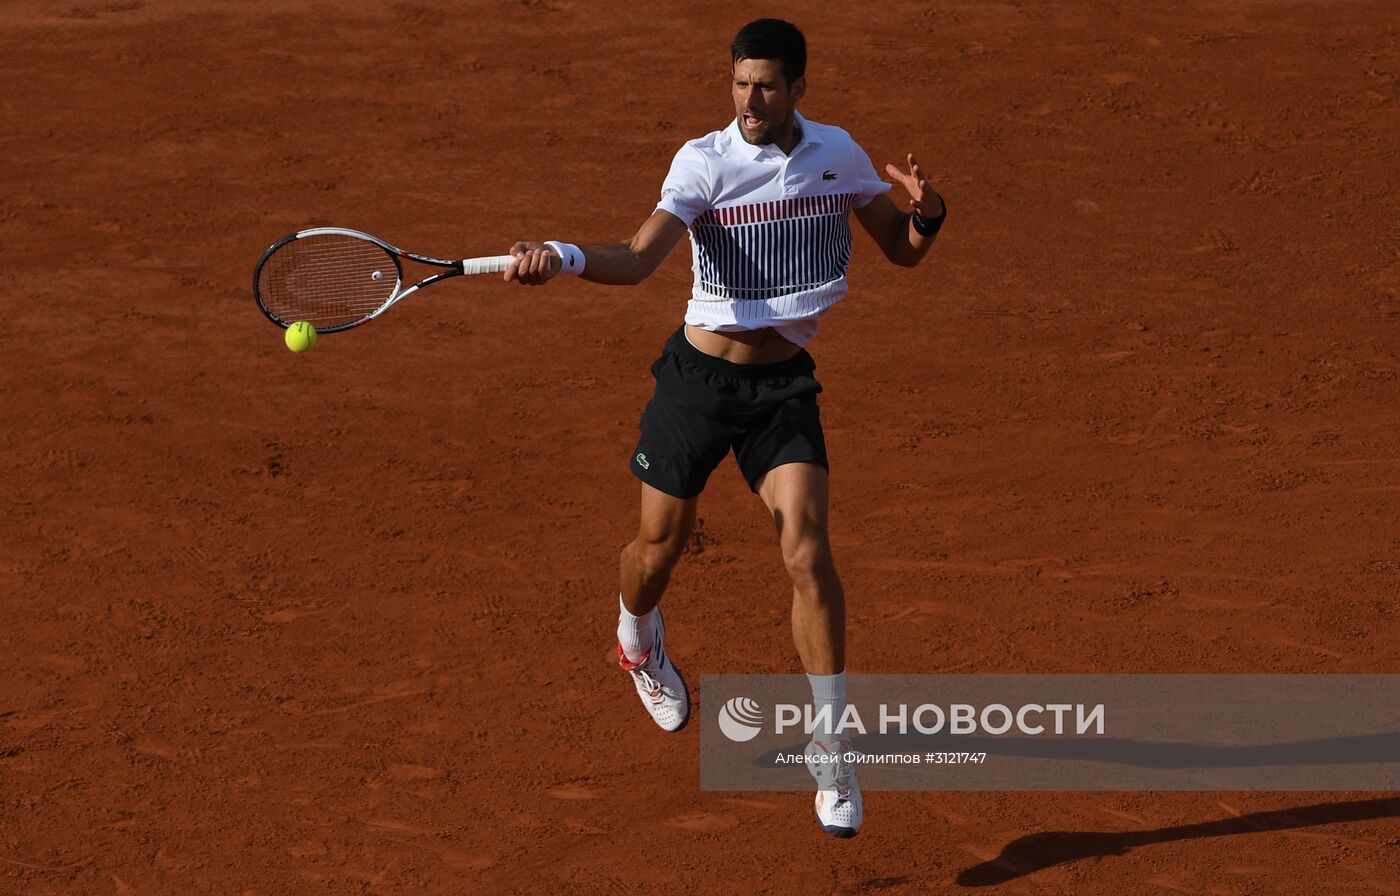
[690,192,856,302]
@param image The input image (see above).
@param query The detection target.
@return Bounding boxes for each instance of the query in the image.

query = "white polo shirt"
[655,111,892,347]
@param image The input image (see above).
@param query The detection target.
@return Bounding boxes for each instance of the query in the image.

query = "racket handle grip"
[461,255,514,276]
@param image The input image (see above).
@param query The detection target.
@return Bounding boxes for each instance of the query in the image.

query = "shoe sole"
[818,821,859,839]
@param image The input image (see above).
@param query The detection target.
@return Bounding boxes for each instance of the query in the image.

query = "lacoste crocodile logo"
[822,170,837,180]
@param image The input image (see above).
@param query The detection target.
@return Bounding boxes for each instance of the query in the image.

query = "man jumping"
[505,18,945,838]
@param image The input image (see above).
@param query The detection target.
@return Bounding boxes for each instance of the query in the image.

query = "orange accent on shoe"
[617,641,651,671]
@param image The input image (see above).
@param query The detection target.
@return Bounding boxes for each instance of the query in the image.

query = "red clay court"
[3,1,1399,892]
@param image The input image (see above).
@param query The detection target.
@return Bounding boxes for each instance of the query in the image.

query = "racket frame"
[253,226,510,333]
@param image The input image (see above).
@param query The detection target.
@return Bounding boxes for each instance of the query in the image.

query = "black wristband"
[911,201,946,238]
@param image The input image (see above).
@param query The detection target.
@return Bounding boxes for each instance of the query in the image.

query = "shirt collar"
[724,110,820,160]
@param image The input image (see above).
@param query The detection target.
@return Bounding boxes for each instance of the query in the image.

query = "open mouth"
[742,112,764,129]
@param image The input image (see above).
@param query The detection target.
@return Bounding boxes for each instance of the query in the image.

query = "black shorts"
[629,327,828,499]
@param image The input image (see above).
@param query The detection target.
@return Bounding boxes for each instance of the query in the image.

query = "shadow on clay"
[956,796,1400,887]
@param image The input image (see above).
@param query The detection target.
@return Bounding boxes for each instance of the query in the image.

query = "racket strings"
[258,234,398,330]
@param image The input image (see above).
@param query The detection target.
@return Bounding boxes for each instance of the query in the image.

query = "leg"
[615,332,731,733]
[756,462,844,674]
[620,482,696,617]
[617,481,695,733]
[759,462,863,836]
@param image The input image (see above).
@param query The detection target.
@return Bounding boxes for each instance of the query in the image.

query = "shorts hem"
[630,463,706,500]
[741,457,830,493]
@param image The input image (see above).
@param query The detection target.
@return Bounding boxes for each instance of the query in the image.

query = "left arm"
[854,153,945,268]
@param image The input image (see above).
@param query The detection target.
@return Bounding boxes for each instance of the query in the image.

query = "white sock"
[807,670,847,745]
[617,594,656,664]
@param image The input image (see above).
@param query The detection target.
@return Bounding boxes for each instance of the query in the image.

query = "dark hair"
[731,19,806,85]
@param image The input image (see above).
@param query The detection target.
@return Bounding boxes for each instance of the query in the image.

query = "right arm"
[504,210,689,287]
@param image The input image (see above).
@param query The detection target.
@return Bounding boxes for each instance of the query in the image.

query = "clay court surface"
[3,0,1400,892]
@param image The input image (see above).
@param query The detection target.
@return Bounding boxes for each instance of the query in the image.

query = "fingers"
[885,161,912,186]
[504,241,528,282]
[906,154,927,198]
[908,153,927,184]
[886,154,928,192]
[529,248,553,280]
[888,152,943,218]
[887,162,924,204]
[506,246,557,286]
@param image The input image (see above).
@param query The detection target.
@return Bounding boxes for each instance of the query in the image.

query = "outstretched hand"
[504,241,558,286]
[885,153,944,220]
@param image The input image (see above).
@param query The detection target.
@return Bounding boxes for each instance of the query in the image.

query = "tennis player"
[505,18,944,838]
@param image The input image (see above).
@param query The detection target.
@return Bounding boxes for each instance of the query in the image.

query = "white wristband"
[544,241,585,276]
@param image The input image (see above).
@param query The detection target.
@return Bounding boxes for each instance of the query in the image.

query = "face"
[732,57,805,145]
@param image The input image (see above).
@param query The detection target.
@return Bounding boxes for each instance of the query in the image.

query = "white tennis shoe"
[805,738,863,838]
[617,608,689,732]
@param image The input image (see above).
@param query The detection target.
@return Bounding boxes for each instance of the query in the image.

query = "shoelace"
[631,668,664,702]
[815,741,856,802]
[833,756,854,802]
[619,640,670,704]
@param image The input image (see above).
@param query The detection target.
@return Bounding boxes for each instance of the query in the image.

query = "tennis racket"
[253,227,514,333]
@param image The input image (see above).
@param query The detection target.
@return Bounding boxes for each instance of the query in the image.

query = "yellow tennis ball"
[284,321,317,353]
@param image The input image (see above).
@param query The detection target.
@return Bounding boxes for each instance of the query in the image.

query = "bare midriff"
[683,324,803,365]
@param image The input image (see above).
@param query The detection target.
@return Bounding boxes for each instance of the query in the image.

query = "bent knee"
[626,536,687,583]
[782,540,838,591]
